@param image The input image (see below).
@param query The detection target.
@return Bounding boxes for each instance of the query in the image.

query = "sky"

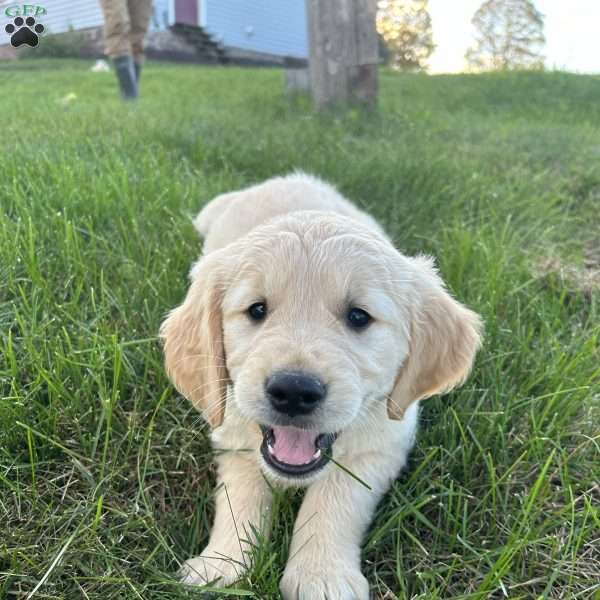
[428,0,600,73]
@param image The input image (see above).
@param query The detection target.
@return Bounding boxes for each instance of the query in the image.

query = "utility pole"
[307,0,379,110]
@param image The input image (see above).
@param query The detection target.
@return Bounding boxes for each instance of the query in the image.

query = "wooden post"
[307,0,379,110]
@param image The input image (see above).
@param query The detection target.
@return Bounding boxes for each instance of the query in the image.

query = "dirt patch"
[535,242,600,297]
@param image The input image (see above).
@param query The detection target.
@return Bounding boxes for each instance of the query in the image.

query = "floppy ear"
[388,257,483,419]
[159,254,230,428]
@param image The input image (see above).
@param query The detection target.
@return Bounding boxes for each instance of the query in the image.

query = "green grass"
[1,60,599,599]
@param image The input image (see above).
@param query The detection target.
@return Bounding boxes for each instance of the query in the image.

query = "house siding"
[204,0,307,58]
[152,0,171,30]
[1,0,172,37]
[24,0,105,35]
[1,0,308,58]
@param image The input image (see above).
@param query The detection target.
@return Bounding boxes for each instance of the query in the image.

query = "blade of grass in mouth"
[323,452,372,491]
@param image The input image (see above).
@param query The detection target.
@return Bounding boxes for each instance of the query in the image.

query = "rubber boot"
[113,54,138,100]
[134,61,142,83]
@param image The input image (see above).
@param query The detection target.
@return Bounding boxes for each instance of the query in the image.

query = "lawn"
[0,60,599,599]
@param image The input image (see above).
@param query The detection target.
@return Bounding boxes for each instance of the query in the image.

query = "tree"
[307,0,379,110]
[376,0,434,71]
[466,0,545,71]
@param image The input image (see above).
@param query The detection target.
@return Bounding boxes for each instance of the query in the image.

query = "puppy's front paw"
[180,547,247,587]
[280,563,369,600]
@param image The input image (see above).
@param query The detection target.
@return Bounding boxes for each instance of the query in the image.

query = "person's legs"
[98,0,138,99]
[127,0,153,82]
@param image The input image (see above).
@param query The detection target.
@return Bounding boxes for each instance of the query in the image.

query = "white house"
[0,0,309,62]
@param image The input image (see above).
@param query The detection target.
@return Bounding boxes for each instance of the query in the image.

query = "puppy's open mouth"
[259,425,337,477]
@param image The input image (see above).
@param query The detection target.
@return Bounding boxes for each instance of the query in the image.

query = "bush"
[20,28,93,59]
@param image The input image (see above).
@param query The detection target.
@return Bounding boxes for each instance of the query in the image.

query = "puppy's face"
[223,218,413,479]
[161,213,481,483]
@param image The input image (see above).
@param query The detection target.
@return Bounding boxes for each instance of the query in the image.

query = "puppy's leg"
[181,451,271,586]
[280,406,418,600]
[181,450,272,586]
[280,456,385,599]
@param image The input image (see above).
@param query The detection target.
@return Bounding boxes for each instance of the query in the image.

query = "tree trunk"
[307,0,379,110]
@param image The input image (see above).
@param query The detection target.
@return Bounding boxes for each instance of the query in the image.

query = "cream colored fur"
[160,173,482,599]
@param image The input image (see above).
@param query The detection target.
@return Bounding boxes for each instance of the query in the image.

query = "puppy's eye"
[247,301,267,322]
[347,307,372,330]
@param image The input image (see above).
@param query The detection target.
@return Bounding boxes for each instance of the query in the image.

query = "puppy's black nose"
[266,370,326,417]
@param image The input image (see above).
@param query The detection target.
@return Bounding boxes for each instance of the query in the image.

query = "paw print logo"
[5,16,45,48]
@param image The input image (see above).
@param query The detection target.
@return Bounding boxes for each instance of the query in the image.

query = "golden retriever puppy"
[161,173,482,599]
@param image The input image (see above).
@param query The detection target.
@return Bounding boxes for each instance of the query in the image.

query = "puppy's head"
[161,212,482,482]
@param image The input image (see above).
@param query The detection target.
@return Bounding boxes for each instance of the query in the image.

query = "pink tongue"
[271,427,319,465]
